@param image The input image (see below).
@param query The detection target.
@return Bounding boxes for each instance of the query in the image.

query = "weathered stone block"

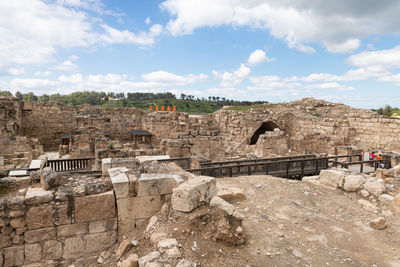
[7,196,25,210]
[121,253,139,267]
[0,234,12,248]
[10,217,26,228]
[117,219,147,239]
[25,227,56,243]
[83,231,117,253]
[25,187,53,205]
[137,173,173,196]
[343,175,365,192]
[57,223,88,237]
[171,176,217,212]
[363,178,386,197]
[75,191,115,223]
[4,246,24,266]
[319,169,346,188]
[63,236,85,259]
[56,204,72,225]
[109,167,130,199]
[26,204,54,229]
[25,243,42,263]
[102,158,112,176]
[89,218,117,233]
[117,195,163,221]
[43,240,62,260]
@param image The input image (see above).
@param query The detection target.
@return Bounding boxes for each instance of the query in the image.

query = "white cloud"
[305,82,355,91]
[348,45,400,70]
[142,71,208,86]
[247,49,273,65]
[100,24,163,45]
[54,60,79,72]
[160,0,400,53]
[10,78,57,89]
[0,0,162,74]
[7,68,25,76]
[35,71,52,76]
[324,39,360,54]
[212,64,251,87]
[145,17,151,24]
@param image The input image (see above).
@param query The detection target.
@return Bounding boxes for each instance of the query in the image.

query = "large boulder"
[363,178,386,197]
[343,175,365,192]
[171,176,217,212]
[319,169,346,188]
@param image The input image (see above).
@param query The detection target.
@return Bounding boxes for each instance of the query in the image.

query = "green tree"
[377,105,394,117]
[0,91,12,97]
[15,91,23,100]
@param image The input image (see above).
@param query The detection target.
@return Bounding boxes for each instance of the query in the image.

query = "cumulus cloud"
[212,64,251,87]
[35,71,52,76]
[247,49,273,65]
[160,0,400,53]
[348,45,400,70]
[0,0,162,74]
[54,60,79,72]
[100,24,163,46]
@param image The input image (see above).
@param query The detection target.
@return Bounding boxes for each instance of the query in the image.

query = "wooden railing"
[186,154,364,178]
[46,158,95,172]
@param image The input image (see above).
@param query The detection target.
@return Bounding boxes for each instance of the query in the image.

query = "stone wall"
[0,175,117,266]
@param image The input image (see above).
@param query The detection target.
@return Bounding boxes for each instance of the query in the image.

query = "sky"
[1,0,400,108]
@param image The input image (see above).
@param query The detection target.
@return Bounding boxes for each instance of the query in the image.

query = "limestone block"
[375,168,386,179]
[25,187,53,205]
[343,175,365,192]
[109,167,130,199]
[7,196,25,210]
[83,231,117,253]
[363,178,386,197]
[24,227,56,243]
[370,217,387,230]
[26,204,54,229]
[379,194,394,204]
[217,185,246,202]
[176,259,196,267]
[4,246,24,267]
[118,219,147,239]
[390,193,400,213]
[116,239,134,260]
[25,243,42,263]
[171,176,217,212]
[210,196,244,220]
[89,218,117,233]
[102,158,112,176]
[121,253,139,267]
[57,223,88,237]
[319,169,346,188]
[10,217,25,228]
[117,195,163,221]
[137,173,173,196]
[63,236,85,259]
[157,238,178,250]
[56,204,72,225]
[75,191,116,223]
[138,251,160,267]
[43,240,62,260]
[0,234,12,248]
[9,211,24,218]
[358,199,378,212]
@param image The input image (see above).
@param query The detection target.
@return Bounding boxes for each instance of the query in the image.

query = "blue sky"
[1,0,400,108]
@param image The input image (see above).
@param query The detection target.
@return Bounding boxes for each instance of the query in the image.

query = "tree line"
[0,90,267,112]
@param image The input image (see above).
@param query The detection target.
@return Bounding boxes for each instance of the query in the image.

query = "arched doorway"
[249,121,280,145]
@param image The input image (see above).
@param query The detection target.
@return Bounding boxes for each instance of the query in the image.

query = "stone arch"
[249,121,280,145]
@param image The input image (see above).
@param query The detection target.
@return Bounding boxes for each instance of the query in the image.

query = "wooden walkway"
[186,154,360,179]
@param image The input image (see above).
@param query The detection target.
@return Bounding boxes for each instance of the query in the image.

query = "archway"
[249,121,280,145]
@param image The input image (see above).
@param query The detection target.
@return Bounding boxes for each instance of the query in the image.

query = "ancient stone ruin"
[2,96,400,266]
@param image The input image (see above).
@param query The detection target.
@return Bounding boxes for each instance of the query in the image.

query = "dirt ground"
[135,175,400,267]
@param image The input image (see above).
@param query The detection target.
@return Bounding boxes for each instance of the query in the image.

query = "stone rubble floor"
[211,175,400,267]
